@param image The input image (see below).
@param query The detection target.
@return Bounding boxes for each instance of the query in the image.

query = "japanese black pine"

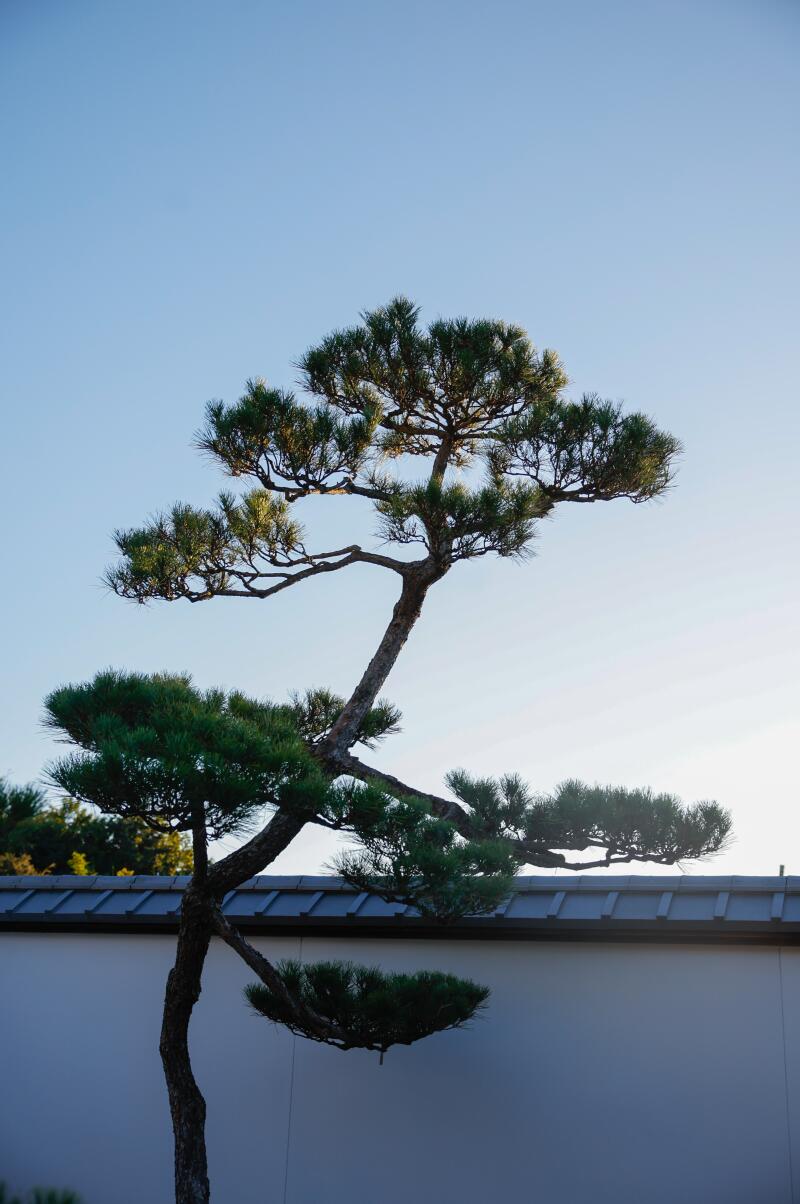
[47,300,729,1204]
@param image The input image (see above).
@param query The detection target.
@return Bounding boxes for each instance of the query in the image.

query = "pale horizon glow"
[1,0,798,878]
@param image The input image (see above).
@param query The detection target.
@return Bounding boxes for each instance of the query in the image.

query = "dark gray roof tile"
[783,896,800,923]
[503,893,553,920]
[613,893,661,921]
[3,875,800,941]
[675,875,733,891]
[726,893,772,922]
[730,875,786,891]
[559,893,608,921]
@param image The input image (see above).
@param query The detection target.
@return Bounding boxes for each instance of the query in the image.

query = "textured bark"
[207,807,306,895]
[430,433,453,483]
[160,890,213,1204]
[322,564,443,761]
[162,808,308,1203]
[211,904,358,1048]
[320,435,455,762]
[159,441,457,1201]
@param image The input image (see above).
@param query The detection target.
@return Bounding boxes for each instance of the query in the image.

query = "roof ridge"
[0,873,794,892]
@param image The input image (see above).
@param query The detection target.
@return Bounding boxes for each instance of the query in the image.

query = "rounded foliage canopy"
[44,671,329,840]
[106,298,682,604]
[245,959,489,1054]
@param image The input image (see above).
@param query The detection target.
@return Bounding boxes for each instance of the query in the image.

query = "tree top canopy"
[106,298,681,605]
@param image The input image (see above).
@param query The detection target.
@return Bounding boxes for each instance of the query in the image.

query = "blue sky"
[1,0,798,875]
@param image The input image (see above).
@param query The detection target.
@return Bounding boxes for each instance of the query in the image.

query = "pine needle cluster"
[44,671,329,839]
[245,960,489,1053]
[41,300,734,1204]
[334,794,518,920]
[106,298,681,604]
[444,770,731,864]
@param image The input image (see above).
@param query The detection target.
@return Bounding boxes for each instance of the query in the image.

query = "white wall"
[2,933,796,1204]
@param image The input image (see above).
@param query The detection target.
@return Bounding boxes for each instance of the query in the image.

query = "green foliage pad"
[245,960,490,1055]
[44,670,330,840]
[106,297,683,605]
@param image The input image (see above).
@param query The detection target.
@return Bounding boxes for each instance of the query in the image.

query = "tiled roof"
[2,874,800,942]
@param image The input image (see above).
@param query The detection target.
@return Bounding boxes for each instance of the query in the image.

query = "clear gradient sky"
[1,0,798,876]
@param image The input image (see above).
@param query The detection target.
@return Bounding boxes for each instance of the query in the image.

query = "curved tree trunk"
[323,564,443,760]
[159,454,456,1200]
[323,441,455,762]
[160,891,213,1204]
[162,809,306,1203]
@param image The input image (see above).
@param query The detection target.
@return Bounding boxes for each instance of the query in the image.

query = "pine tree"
[48,300,730,1204]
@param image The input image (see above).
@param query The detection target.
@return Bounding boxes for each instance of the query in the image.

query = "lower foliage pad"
[245,960,490,1054]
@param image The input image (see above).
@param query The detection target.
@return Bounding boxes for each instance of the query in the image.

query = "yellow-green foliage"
[0,778,193,877]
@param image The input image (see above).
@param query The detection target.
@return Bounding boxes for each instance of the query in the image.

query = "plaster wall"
[1,933,794,1204]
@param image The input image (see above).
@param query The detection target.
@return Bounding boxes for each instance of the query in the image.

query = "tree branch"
[253,466,390,504]
[337,753,465,822]
[210,904,363,1049]
[206,808,306,895]
[336,754,684,871]
[319,563,444,759]
[336,753,566,868]
[181,547,409,603]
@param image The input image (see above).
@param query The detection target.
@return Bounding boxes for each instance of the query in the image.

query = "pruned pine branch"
[288,687,402,750]
[211,905,354,1047]
[105,490,407,604]
[198,381,384,501]
[375,478,550,562]
[519,778,731,864]
[248,964,487,1056]
[337,755,731,877]
[214,903,487,1055]
[41,671,411,882]
[300,296,567,464]
[43,671,332,842]
[331,790,519,921]
[107,299,681,613]
[490,394,681,503]
[245,962,489,1056]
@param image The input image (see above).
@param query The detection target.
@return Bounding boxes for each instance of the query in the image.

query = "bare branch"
[337,753,465,823]
[164,546,410,604]
[252,466,390,504]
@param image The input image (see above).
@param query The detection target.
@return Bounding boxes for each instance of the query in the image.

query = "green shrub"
[0,1185,81,1204]
[31,1191,82,1204]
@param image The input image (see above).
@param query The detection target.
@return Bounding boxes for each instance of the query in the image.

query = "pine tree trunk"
[161,812,311,1202]
[323,565,441,759]
[160,890,213,1204]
